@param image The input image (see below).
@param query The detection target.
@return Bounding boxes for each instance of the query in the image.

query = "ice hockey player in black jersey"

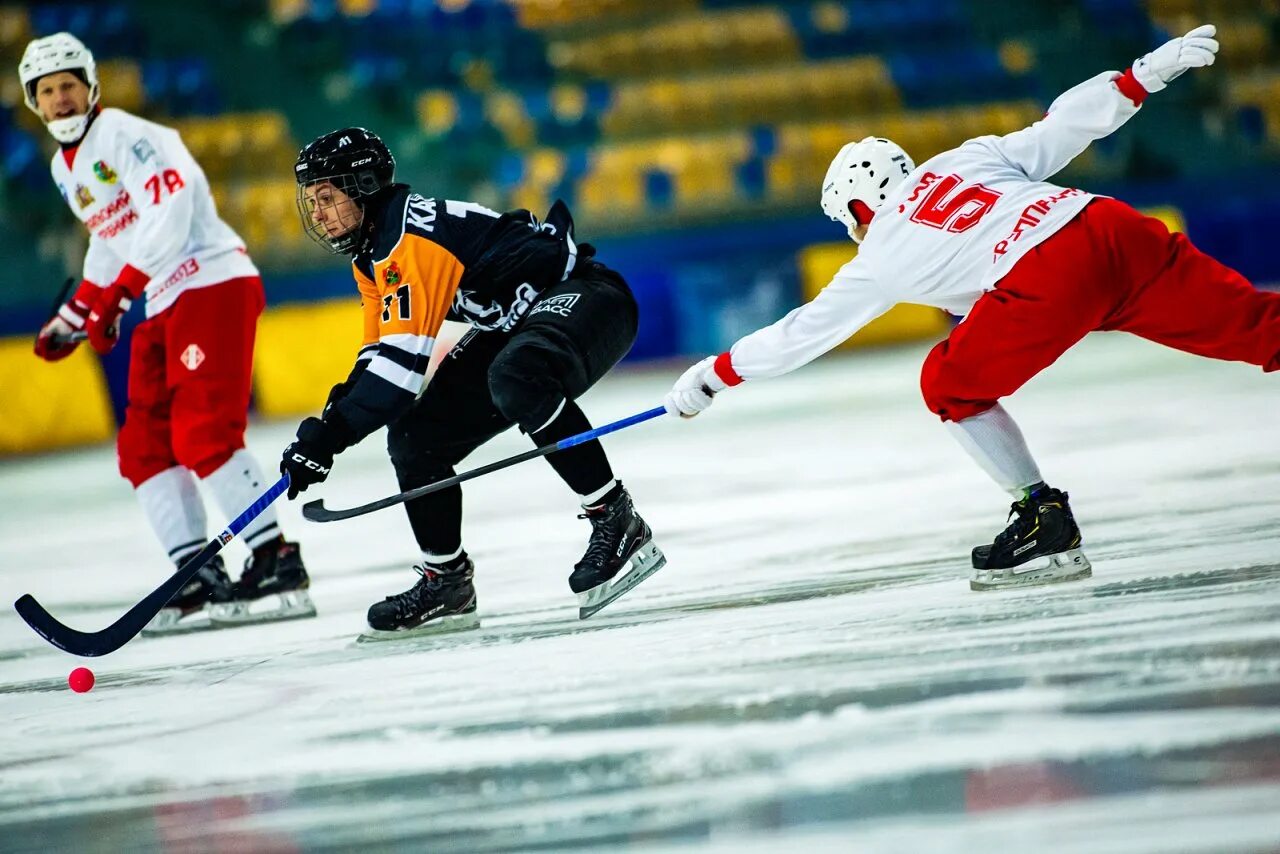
[283,128,665,637]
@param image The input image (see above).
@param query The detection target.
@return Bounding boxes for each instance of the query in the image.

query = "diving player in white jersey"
[22,32,313,629]
[666,25,1280,590]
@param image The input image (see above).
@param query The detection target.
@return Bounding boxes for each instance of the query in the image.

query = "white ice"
[1,333,1278,853]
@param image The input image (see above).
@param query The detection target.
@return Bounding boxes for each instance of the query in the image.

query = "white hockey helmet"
[820,136,915,243]
[19,32,100,144]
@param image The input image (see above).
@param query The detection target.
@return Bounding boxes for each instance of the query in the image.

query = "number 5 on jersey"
[908,173,1001,233]
[382,284,411,322]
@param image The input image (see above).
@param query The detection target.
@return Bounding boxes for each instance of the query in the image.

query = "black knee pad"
[488,341,566,432]
[386,425,455,487]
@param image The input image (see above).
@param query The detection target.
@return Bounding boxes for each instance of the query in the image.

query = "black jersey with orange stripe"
[324,185,585,443]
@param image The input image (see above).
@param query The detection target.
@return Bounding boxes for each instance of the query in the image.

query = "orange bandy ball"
[68,667,95,693]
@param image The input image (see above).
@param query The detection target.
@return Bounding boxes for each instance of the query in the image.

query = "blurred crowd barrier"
[1,0,1277,454]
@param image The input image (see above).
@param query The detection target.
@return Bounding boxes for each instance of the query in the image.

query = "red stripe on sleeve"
[1114,68,1149,106]
[713,351,744,387]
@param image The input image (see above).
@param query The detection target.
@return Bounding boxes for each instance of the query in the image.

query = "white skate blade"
[210,590,317,626]
[357,610,481,643]
[141,605,219,636]
[970,548,1092,592]
[578,539,667,620]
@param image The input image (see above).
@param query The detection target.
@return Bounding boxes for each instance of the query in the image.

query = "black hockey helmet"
[295,127,396,254]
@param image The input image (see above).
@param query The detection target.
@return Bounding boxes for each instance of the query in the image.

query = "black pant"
[386,260,639,557]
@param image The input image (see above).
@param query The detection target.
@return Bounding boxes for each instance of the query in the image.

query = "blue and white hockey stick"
[14,474,292,657]
[303,406,668,523]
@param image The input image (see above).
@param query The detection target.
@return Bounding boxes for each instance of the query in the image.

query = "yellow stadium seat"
[0,6,30,54]
[270,0,310,25]
[417,90,459,137]
[97,60,145,113]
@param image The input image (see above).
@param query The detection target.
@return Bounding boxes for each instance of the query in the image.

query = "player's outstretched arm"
[972,24,1218,183]
[664,260,894,418]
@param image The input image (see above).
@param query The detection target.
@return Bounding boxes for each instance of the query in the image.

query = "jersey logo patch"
[92,160,117,184]
[74,184,94,209]
[132,138,156,164]
[385,261,401,286]
[529,292,580,318]
[179,344,205,371]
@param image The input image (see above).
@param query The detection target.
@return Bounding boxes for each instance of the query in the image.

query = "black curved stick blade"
[301,500,341,522]
[13,594,124,657]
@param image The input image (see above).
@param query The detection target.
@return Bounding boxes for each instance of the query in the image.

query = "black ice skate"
[970,485,1091,591]
[214,538,317,626]
[360,554,479,641]
[142,556,235,636]
[570,486,666,619]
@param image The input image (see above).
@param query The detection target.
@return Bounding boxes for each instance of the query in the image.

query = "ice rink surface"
[1,333,1278,853]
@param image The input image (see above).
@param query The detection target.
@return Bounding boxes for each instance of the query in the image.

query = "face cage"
[297,173,364,255]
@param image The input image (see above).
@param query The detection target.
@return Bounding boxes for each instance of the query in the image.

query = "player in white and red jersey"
[666,25,1279,590]
[22,33,314,630]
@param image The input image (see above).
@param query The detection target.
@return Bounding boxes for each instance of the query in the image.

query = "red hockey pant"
[117,277,265,486]
[921,198,1280,422]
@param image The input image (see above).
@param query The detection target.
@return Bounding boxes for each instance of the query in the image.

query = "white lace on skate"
[577,538,667,619]
[970,548,1092,592]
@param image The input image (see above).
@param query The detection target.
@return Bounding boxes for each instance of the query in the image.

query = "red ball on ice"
[68,667,95,693]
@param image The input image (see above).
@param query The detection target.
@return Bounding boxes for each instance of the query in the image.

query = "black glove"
[281,416,349,499]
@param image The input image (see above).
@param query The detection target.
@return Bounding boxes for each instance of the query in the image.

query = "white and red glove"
[663,353,742,418]
[34,280,98,362]
[1132,24,1218,94]
[86,265,148,355]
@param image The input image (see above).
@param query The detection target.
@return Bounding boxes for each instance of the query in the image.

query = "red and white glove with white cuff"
[1129,24,1218,97]
[85,264,149,355]
[663,352,743,418]
[34,279,99,362]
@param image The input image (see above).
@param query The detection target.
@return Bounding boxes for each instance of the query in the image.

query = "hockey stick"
[13,474,291,657]
[303,405,668,523]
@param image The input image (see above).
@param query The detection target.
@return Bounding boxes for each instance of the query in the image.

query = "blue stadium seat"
[644,170,674,209]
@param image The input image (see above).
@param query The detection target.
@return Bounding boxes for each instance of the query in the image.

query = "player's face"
[852,223,869,242]
[34,72,90,124]
[303,181,363,239]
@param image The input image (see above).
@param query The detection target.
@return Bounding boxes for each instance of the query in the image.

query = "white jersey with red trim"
[49,107,258,317]
[724,70,1146,382]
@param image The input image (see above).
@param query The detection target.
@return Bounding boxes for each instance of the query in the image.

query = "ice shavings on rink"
[1,333,1278,852]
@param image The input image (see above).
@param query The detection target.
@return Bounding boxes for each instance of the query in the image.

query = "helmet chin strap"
[46,113,91,144]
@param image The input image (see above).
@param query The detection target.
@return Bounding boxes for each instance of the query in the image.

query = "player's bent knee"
[117,422,175,487]
[386,426,451,482]
[172,422,242,479]
[488,345,564,432]
[919,342,997,422]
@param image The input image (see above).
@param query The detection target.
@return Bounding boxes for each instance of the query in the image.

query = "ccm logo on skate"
[530,293,580,318]
[290,454,330,475]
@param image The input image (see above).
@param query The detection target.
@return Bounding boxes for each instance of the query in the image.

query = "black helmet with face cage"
[295,127,396,254]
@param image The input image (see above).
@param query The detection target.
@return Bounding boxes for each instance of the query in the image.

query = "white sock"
[422,546,464,564]
[136,466,208,565]
[946,404,1043,498]
[203,449,282,549]
[580,479,619,507]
